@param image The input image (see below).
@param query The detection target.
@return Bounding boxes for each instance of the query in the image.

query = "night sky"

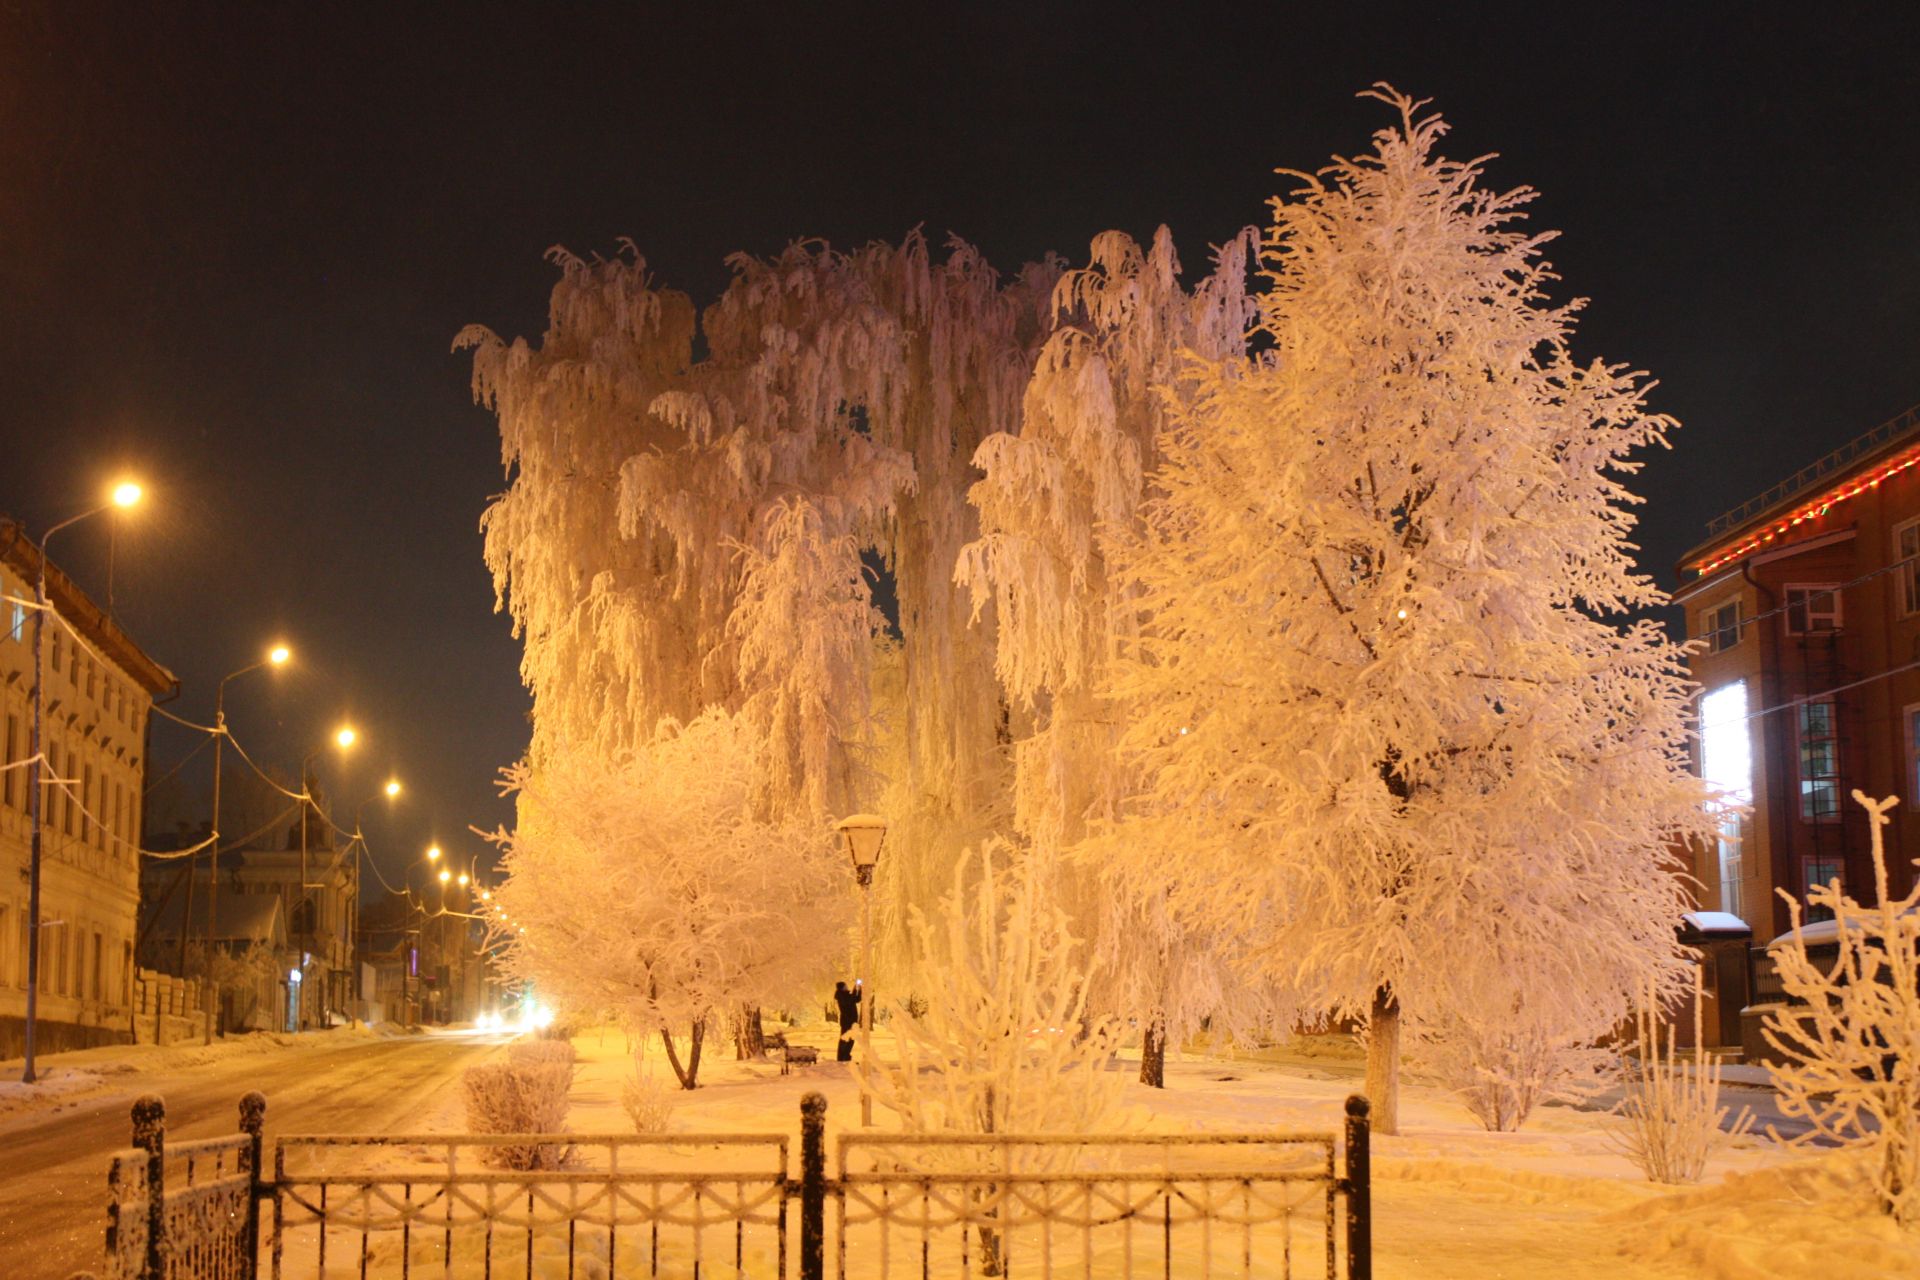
[3,3,1918,886]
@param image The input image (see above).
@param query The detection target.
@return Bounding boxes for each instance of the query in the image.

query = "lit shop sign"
[1695,452,1920,575]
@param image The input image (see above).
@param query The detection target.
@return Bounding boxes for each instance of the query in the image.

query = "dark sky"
[3,3,1918,886]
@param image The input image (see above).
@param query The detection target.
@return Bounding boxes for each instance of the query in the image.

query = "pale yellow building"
[0,518,177,1055]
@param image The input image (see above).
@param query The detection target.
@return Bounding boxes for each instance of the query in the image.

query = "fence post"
[240,1091,267,1279]
[131,1095,166,1280]
[1343,1094,1371,1280]
[798,1091,827,1280]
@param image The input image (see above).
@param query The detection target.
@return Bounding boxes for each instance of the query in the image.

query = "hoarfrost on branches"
[1611,970,1753,1183]
[482,710,851,1088]
[1764,790,1920,1223]
[1105,87,1713,1131]
[959,228,1282,1079]
[857,845,1124,1154]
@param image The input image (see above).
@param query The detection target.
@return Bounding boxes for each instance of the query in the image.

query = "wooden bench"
[764,1031,820,1074]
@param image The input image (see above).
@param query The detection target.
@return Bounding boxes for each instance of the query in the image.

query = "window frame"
[1898,516,1920,617]
[1784,583,1844,635]
[1702,599,1745,654]
[1796,697,1844,823]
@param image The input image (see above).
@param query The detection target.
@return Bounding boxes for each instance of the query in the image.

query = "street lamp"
[20,479,143,1084]
[343,777,403,1012]
[834,813,887,1125]
[193,642,293,1045]
[293,724,357,1031]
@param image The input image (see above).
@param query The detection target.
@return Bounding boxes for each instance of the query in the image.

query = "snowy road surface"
[0,1029,506,1280]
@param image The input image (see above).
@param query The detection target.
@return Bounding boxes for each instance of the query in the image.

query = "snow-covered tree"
[483,710,851,1088]
[958,227,1281,1082]
[1105,87,1713,1132]
[1765,791,1920,1223]
[858,843,1123,1143]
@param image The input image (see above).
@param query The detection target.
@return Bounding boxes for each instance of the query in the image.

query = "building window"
[1702,600,1744,653]
[1797,699,1842,821]
[1785,585,1843,635]
[83,763,95,846]
[3,713,16,810]
[1900,519,1920,617]
[92,931,103,1001]
[6,600,21,643]
[0,903,9,986]
[50,629,63,677]
[1700,681,1753,920]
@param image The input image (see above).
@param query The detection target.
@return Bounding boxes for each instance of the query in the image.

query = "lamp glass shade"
[835,814,888,870]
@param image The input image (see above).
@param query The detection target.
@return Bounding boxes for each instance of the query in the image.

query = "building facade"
[0,518,177,1056]
[1677,405,1920,1004]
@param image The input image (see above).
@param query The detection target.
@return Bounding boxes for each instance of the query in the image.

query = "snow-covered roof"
[1766,905,1920,949]
[1682,911,1750,934]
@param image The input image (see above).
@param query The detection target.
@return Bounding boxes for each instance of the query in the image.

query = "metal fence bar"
[1342,1097,1370,1280]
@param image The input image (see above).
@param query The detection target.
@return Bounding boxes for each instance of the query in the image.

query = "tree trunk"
[661,1017,706,1090]
[1139,1015,1166,1088]
[1364,985,1400,1136]
[734,1005,766,1059]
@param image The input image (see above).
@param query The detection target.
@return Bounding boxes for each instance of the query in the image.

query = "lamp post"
[20,480,142,1084]
[344,778,401,1008]
[834,813,887,1125]
[294,725,356,1030]
[196,643,291,1045]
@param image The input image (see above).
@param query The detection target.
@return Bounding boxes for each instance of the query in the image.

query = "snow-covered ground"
[12,1022,1918,1279]
[540,1025,1918,1280]
[0,1023,399,1122]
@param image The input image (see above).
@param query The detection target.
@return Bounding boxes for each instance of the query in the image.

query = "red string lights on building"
[1693,451,1920,577]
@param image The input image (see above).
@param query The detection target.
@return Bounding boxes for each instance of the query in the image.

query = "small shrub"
[622,1061,678,1134]
[1413,1015,1610,1132]
[1612,973,1752,1184]
[462,1043,576,1169]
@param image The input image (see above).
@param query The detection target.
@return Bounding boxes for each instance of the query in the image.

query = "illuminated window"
[1784,585,1842,635]
[1700,681,1753,919]
[1702,600,1744,653]
[1797,699,1842,821]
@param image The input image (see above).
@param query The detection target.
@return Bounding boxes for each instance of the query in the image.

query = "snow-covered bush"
[859,844,1123,1151]
[1612,972,1752,1183]
[462,1042,576,1170]
[621,1059,678,1135]
[1413,1011,1610,1133]
[484,709,852,1089]
[1104,86,1712,1132]
[1764,791,1920,1223]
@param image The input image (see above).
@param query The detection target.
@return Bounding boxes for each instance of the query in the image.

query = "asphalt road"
[0,1031,506,1280]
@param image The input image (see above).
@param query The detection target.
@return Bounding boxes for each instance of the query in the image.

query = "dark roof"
[0,516,178,698]
[143,890,285,946]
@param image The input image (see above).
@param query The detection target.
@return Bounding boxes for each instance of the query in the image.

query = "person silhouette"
[833,980,862,1061]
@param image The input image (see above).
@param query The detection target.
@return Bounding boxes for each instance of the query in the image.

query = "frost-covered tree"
[959,228,1280,1082]
[858,843,1123,1143]
[1106,88,1712,1132]
[467,237,1053,977]
[483,710,851,1088]
[1765,791,1920,1223]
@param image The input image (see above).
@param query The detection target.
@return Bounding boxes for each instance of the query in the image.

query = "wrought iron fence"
[78,1090,1370,1280]
[90,1093,265,1280]
[830,1096,1369,1280]
[269,1130,790,1280]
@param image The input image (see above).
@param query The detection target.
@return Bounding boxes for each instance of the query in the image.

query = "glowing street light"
[427,845,442,862]
[384,779,401,798]
[335,726,357,749]
[438,868,452,885]
[457,871,470,888]
[194,639,298,1044]
[20,481,146,1082]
